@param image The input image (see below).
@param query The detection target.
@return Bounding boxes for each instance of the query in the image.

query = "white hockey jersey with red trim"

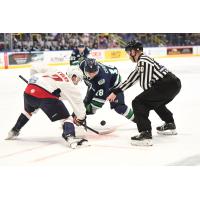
[28,70,86,120]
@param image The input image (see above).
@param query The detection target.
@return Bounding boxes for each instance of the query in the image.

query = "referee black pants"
[132,72,181,133]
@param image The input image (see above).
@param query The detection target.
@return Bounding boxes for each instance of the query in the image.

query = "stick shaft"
[19,75,28,84]
[83,124,99,134]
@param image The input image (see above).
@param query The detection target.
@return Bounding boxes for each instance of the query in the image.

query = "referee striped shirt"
[119,53,169,91]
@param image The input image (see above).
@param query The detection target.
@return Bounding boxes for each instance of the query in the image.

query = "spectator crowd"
[1,33,200,52]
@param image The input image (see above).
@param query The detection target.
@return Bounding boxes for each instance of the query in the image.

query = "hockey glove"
[71,112,76,118]
[73,115,87,127]
[52,88,61,97]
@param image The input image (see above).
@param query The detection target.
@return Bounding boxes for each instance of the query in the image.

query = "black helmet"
[81,58,99,73]
[125,40,143,51]
[77,43,85,48]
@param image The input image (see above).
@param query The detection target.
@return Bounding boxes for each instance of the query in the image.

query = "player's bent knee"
[23,110,32,119]
[85,104,97,115]
[86,110,96,115]
[113,104,127,114]
[132,98,141,108]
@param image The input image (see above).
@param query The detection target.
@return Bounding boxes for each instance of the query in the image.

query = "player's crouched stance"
[6,67,89,149]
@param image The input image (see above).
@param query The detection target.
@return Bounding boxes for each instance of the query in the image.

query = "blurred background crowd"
[1,33,200,52]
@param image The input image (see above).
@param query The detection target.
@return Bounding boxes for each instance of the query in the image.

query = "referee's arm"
[111,69,140,95]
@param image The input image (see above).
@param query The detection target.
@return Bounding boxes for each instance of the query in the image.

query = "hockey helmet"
[125,40,143,51]
[82,58,99,73]
[67,66,83,85]
[77,44,85,48]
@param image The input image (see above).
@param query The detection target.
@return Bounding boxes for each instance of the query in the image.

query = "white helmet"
[67,66,83,85]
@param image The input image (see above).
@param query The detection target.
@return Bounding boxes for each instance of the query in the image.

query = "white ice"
[0,56,200,166]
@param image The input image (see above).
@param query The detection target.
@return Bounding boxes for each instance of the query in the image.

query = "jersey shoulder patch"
[98,79,105,85]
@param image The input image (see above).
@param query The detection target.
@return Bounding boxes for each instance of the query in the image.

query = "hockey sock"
[114,105,135,121]
[62,122,75,140]
[12,113,30,131]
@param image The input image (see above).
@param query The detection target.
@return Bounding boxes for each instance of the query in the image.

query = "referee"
[107,40,181,146]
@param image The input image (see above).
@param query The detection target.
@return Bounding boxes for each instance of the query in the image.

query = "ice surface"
[1,56,200,166]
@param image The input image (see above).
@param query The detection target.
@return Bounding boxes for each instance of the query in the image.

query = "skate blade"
[5,135,17,140]
[69,144,91,149]
[157,129,177,135]
[131,139,153,146]
[78,141,90,147]
[69,142,78,149]
[68,141,90,149]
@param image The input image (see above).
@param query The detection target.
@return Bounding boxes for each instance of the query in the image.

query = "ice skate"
[157,122,177,135]
[5,129,20,140]
[131,131,153,146]
[65,136,89,149]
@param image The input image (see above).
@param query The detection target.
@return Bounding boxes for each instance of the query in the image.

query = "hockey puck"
[100,120,106,126]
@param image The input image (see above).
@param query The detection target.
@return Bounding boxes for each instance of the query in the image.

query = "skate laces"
[159,123,175,131]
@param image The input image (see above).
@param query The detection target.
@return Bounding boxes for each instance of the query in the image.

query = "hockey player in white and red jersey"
[6,68,87,149]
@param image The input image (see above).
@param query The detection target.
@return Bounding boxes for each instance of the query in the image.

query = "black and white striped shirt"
[119,53,169,91]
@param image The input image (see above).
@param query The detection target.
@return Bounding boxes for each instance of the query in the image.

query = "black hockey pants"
[132,72,181,132]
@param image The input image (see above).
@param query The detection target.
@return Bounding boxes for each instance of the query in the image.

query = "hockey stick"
[19,75,28,84]
[18,75,100,134]
[81,123,99,134]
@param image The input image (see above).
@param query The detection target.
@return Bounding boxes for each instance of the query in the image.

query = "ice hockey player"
[70,44,90,66]
[79,58,135,122]
[107,40,181,146]
[6,67,88,149]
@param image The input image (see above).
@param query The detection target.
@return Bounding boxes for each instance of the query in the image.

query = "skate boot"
[156,122,177,135]
[5,128,20,140]
[131,131,153,146]
[65,136,89,149]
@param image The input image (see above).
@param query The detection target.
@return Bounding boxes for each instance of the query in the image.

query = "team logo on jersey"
[98,79,105,85]
[30,89,35,93]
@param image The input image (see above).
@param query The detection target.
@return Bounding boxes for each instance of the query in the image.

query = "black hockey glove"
[71,112,76,118]
[52,88,61,97]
